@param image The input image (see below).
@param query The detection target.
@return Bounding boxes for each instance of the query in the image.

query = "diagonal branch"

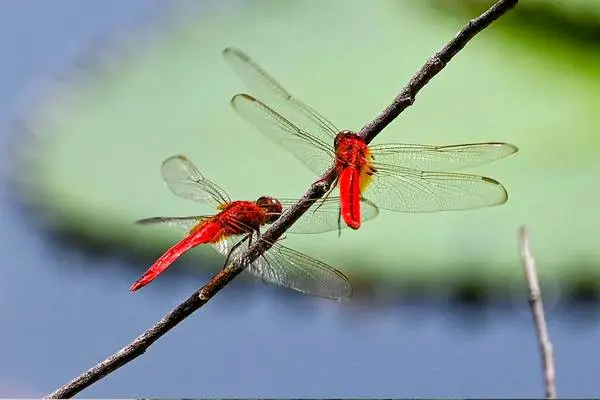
[47,1,519,397]
[359,0,519,143]
[518,226,557,399]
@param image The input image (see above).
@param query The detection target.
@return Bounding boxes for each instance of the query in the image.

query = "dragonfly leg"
[312,180,337,213]
[222,234,251,269]
[249,230,272,270]
[311,181,343,238]
[247,233,270,271]
[337,204,342,238]
[314,173,338,194]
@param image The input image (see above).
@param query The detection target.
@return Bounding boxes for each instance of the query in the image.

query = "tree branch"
[47,1,519,397]
[359,0,518,143]
[518,226,557,399]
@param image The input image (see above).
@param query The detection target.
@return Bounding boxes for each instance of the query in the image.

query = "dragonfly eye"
[334,130,355,150]
[256,196,283,224]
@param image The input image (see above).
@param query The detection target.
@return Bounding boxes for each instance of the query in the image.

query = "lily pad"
[15,0,600,294]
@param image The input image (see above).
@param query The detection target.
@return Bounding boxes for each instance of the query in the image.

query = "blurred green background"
[18,0,600,298]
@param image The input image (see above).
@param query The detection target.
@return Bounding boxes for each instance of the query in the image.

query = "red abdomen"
[339,167,361,229]
[334,133,370,230]
[130,220,224,291]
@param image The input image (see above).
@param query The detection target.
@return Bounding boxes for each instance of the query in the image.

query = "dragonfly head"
[334,130,359,150]
[256,196,283,224]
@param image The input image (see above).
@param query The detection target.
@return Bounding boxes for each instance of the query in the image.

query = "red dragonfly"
[223,47,518,230]
[130,154,375,300]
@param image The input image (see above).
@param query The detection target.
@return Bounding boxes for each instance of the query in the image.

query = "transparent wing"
[365,165,509,212]
[369,142,518,171]
[135,216,211,233]
[209,233,245,258]
[277,197,379,234]
[213,232,352,301]
[160,155,231,207]
[223,47,339,141]
[230,94,334,176]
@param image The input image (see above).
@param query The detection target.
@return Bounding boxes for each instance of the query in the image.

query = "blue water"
[1,1,598,397]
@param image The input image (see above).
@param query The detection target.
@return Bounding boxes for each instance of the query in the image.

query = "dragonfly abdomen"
[338,167,361,230]
[129,221,224,291]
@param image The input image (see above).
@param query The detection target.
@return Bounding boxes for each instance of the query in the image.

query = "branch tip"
[518,225,557,400]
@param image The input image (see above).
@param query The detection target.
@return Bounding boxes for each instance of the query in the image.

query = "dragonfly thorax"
[218,201,266,235]
[334,130,370,170]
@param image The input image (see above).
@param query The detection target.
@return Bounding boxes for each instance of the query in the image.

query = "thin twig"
[518,226,556,399]
[359,0,519,143]
[47,1,519,397]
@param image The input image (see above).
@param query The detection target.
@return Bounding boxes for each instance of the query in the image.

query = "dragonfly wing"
[253,242,352,301]
[365,165,509,212]
[209,233,246,259]
[369,142,518,171]
[216,231,352,301]
[231,94,334,176]
[223,47,339,142]
[135,216,211,233]
[278,197,379,234]
[160,155,232,207]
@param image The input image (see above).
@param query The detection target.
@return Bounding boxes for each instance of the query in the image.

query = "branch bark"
[359,0,519,143]
[47,1,519,397]
[518,226,557,399]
